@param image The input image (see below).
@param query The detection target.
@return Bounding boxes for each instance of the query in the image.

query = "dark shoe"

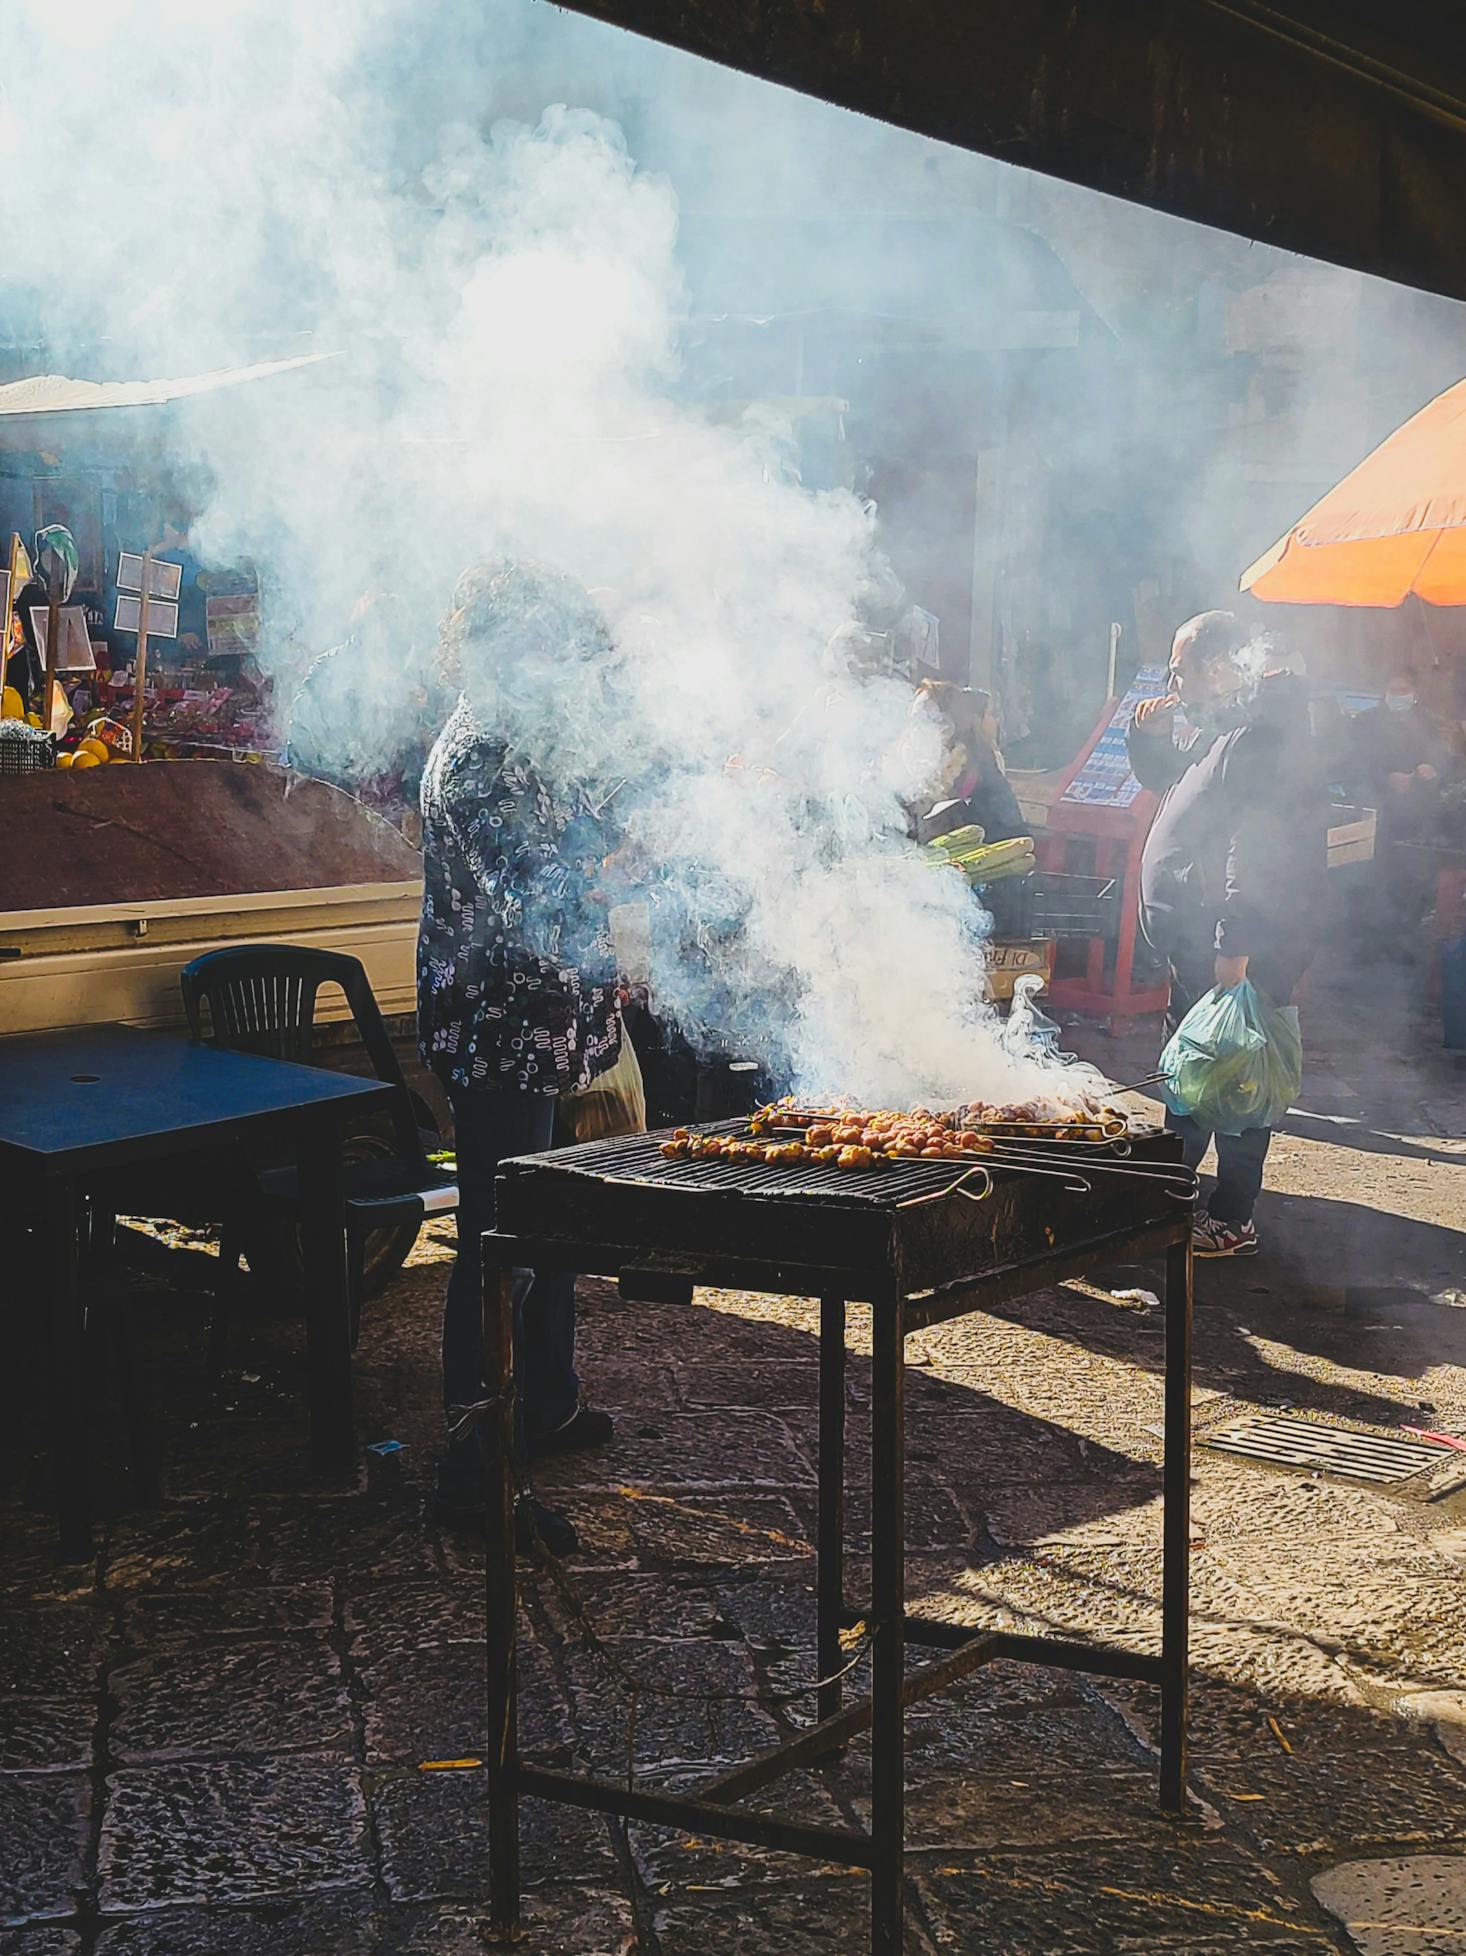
[527,1399,614,1460]
[515,1494,578,1558]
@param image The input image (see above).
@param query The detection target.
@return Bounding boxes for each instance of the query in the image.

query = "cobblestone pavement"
[2,965,1464,1954]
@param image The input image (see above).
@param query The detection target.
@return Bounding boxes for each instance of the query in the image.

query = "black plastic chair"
[179,945,457,1368]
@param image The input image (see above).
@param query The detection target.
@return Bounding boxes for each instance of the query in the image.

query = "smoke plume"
[2,0,1123,1106]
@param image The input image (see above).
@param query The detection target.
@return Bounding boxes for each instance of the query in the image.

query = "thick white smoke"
[3,0,1104,1108]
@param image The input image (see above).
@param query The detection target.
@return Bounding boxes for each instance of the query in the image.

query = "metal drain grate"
[1201,1414,1448,1484]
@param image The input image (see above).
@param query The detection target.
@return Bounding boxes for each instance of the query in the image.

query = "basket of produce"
[0,718,55,773]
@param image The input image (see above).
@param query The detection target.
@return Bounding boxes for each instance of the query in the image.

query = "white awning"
[0,351,337,418]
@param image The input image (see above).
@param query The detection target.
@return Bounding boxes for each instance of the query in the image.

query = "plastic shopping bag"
[1159,979,1302,1134]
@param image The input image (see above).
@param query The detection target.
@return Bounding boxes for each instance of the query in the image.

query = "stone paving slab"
[1177,1625,1366,1707]
[252,1503,440,1583]
[540,1572,729,1644]
[377,1893,638,1954]
[621,1491,816,1568]
[855,1401,1097,1487]
[983,1479,1167,1549]
[109,1636,353,1763]
[0,1610,107,1701]
[0,1773,89,1925]
[536,1411,816,1493]
[159,1420,334,1503]
[0,1510,99,1608]
[1211,1554,1466,1689]
[916,1840,1343,1951]
[0,1930,80,1956]
[629,1768,852,1886]
[97,1757,370,1912]
[1312,1853,1466,1956]
[827,1476,977,1554]
[119,1585,334,1644]
[962,1540,1262,1649]
[678,1361,819,1409]
[572,1362,686,1413]
[0,1699,95,1774]
[360,1636,573,1764]
[93,1894,379,1956]
[1197,1737,1466,1857]
[343,1580,487,1661]
[373,1773,618,1900]
[890,1690,1145,1779]
[896,1771,1173,1853]
[102,1510,258,1593]
[653,1878,937,1956]
[562,1636,782,1780]
[91,1880,627,1949]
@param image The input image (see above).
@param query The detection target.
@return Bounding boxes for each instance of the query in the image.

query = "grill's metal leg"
[869,1299,906,1955]
[1160,1232,1193,1813]
[483,1253,520,1938]
[818,1295,847,1726]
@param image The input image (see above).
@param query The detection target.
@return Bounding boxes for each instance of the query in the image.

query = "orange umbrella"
[1242,376,1466,606]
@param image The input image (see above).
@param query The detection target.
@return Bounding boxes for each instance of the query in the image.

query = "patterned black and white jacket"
[416,698,622,1096]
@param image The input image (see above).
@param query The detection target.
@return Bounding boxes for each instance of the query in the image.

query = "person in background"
[418,560,622,1555]
[906,680,1026,846]
[1350,669,1450,947]
[4,579,46,708]
[287,593,441,837]
[1128,610,1327,1257]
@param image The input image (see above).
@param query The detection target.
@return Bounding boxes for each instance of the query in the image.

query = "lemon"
[71,750,101,769]
[79,736,110,762]
[27,712,44,729]
[55,751,75,768]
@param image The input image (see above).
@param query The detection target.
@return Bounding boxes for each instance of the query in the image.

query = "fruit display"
[50,715,134,771]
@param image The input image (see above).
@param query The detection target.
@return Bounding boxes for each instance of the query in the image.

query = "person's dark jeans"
[1166,1112,1271,1225]
[443,1091,580,1460]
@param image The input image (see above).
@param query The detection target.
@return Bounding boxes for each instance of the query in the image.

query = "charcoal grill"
[478,1117,1197,1955]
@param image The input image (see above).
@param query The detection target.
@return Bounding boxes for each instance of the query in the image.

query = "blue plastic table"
[0,1023,394,1555]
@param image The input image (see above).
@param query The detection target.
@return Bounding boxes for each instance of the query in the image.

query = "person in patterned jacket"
[420,561,625,1551]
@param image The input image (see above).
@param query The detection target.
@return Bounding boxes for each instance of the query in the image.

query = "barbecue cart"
[478,1114,1197,1955]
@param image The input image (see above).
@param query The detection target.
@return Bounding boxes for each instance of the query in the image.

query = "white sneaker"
[1192,1214,1258,1257]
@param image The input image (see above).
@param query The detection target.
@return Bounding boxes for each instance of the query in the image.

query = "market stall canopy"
[554,1,1466,304]
[1241,376,1466,606]
[0,352,337,419]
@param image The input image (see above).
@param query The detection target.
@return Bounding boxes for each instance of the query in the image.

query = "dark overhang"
[552,1,1466,301]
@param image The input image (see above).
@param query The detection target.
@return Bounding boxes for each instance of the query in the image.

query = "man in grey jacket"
[1128,610,1327,1257]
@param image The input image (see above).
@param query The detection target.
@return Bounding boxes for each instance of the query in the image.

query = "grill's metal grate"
[539,1121,1174,1208]
[542,1122,987,1206]
[1201,1413,1448,1484]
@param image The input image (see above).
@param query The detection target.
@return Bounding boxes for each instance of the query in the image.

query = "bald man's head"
[1170,609,1246,712]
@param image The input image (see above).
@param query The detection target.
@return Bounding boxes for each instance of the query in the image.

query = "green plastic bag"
[1159,979,1302,1134]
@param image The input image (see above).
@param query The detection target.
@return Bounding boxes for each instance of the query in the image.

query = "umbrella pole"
[44,587,62,734]
[131,552,153,764]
